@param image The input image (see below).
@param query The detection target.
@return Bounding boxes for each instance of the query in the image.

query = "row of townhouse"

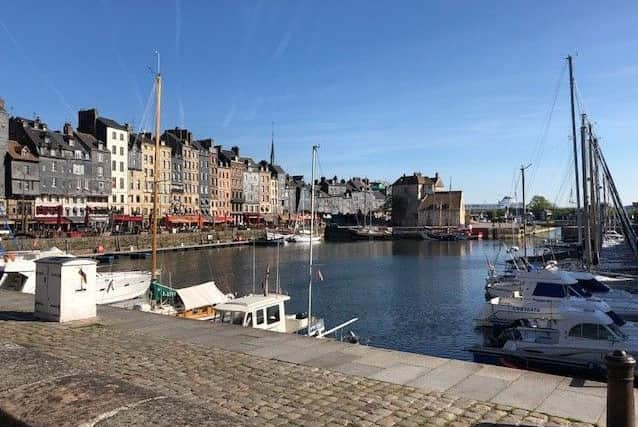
[0,98,292,231]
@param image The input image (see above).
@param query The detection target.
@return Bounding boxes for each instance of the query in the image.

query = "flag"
[316,269,324,282]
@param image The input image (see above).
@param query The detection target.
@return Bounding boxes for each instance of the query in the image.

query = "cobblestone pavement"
[0,318,596,427]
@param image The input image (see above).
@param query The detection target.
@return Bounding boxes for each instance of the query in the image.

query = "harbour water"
[109,240,507,361]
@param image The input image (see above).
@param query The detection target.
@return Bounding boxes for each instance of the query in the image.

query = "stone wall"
[8,229,264,255]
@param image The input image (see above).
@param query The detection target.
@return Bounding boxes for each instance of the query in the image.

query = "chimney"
[78,108,98,135]
[0,97,4,110]
[231,146,239,156]
[63,122,73,136]
[435,172,439,180]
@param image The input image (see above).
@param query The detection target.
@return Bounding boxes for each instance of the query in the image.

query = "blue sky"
[1,1,637,204]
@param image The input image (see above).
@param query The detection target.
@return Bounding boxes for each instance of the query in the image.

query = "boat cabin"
[213,293,308,333]
[149,280,229,319]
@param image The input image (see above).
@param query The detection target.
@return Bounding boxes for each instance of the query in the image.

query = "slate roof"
[6,140,38,162]
[97,117,127,131]
[418,191,463,211]
[392,173,437,187]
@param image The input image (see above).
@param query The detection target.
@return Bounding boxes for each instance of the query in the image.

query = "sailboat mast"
[151,52,162,279]
[580,114,592,267]
[521,164,531,259]
[307,145,317,331]
[567,55,582,244]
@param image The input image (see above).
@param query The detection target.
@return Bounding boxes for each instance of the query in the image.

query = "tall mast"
[307,145,317,333]
[588,124,599,265]
[580,114,592,267]
[521,164,531,259]
[567,55,582,244]
[151,52,162,279]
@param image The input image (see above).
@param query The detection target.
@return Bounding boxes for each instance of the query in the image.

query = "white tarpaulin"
[175,281,229,310]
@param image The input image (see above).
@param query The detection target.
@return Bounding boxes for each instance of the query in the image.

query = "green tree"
[527,195,554,218]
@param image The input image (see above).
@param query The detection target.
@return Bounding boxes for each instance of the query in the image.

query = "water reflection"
[110,240,502,360]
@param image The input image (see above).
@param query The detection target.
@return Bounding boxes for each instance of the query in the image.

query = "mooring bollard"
[607,350,635,427]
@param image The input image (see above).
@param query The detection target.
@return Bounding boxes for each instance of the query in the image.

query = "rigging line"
[135,80,156,135]
[527,62,567,195]
[553,153,574,207]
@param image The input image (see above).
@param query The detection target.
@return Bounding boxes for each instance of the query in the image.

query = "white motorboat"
[602,230,624,248]
[287,232,322,243]
[477,268,622,328]
[472,307,638,374]
[487,263,638,321]
[0,248,151,305]
[213,293,315,333]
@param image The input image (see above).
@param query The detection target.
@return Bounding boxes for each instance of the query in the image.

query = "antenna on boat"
[275,240,280,294]
[252,239,256,293]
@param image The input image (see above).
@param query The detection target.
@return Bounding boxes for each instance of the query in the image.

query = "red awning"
[112,214,144,223]
[164,215,203,225]
[214,215,233,224]
[35,217,70,225]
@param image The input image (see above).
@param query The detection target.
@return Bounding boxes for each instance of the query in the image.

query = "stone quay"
[0,289,626,426]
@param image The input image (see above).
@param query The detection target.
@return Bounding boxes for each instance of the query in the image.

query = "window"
[112,131,116,140]
[120,195,124,203]
[119,178,124,189]
[266,305,280,325]
[97,166,103,177]
[532,283,567,298]
[119,161,124,172]
[245,313,253,327]
[97,153,104,163]
[73,164,84,175]
[112,178,116,189]
[569,323,615,341]
[120,147,124,156]
[119,133,124,141]
[111,145,116,154]
[112,195,117,203]
[112,160,116,171]
[74,150,82,159]
[98,182,104,190]
[51,177,57,188]
[51,162,57,172]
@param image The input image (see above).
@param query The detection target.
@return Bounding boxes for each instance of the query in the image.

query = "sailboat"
[138,53,229,319]
[287,185,321,243]
[214,146,359,340]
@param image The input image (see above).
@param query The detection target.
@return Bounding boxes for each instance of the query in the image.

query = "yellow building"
[140,133,171,218]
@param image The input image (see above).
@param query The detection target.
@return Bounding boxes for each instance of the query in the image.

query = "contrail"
[0,18,74,116]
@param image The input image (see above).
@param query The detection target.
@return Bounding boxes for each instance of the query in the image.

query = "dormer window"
[69,139,74,147]
[50,148,56,157]
[75,150,82,159]
[21,147,29,156]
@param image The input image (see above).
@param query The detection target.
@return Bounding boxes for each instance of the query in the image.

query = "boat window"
[0,273,28,291]
[532,282,567,298]
[245,313,253,327]
[220,311,245,326]
[256,309,264,325]
[266,305,280,324]
[569,323,618,340]
[581,323,598,340]
[576,279,610,294]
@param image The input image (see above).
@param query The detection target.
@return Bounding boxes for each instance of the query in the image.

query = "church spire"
[270,121,275,165]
